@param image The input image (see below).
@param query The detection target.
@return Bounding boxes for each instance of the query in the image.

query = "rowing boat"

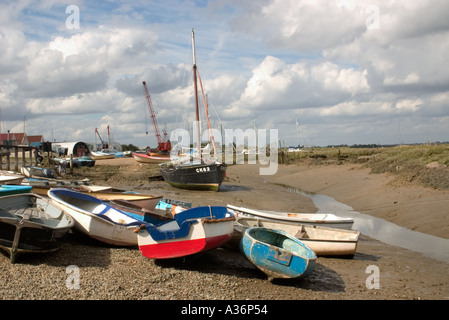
[227,204,354,230]
[240,227,316,281]
[47,188,142,246]
[0,193,74,263]
[136,206,235,259]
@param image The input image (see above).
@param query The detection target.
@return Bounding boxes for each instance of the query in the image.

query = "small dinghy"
[0,185,32,196]
[0,171,25,185]
[240,227,317,281]
[0,193,74,263]
[136,206,235,259]
[132,152,171,163]
[47,188,142,246]
[228,204,354,230]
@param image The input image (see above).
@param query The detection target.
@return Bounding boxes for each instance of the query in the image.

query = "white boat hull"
[133,153,171,163]
[48,189,141,246]
[90,152,116,160]
[227,205,354,230]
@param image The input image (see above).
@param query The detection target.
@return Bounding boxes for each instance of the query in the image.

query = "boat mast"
[197,73,217,158]
[192,28,201,155]
[107,125,111,150]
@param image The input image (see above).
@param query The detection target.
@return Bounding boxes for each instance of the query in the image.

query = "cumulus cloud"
[227,56,369,117]
[1,0,448,147]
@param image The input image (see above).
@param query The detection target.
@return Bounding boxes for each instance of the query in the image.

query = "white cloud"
[0,0,448,148]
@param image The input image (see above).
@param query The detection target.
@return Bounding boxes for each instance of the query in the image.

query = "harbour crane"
[142,81,171,153]
[95,127,108,150]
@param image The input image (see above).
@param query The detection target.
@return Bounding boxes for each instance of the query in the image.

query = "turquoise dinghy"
[0,185,32,196]
[240,227,317,281]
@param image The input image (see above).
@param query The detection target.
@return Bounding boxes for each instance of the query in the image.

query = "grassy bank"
[283,144,449,189]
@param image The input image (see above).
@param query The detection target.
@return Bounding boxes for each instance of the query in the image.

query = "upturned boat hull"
[240,227,317,281]
[160,163,227,191]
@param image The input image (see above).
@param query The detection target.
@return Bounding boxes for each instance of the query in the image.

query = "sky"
[0,0,448,149]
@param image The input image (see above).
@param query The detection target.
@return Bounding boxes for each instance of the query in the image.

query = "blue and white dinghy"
[240,227,317,281]
[48,188,142,246]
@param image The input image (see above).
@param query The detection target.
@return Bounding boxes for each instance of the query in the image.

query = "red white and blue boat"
[135,206,235,259]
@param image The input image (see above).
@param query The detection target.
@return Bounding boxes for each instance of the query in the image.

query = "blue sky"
[1,0,448,149]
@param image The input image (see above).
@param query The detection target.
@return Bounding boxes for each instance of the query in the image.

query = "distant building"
[52,141,91,157]
[0,132,44,146]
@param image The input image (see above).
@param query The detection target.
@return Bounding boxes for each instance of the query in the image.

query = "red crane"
[142,81,171,153]
[95,127,108,149]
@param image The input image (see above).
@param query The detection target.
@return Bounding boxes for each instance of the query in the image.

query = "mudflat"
[1,157,448,301]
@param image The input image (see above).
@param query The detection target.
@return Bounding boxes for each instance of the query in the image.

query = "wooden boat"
[0,171,25,184]
[51,156,96,168]
[21,166,55,179]
[86,191,162,211]
[133,152,171,164]
[0,185,32,196]
[111,197,190,223]
[159,29,227,191]
[240,227,317,281]
[232,217,360,256]
[109,199,173,224]
[20,166,90,186]
[227,204,354,230]
[47,188,142,246]
[94,149,126,159]
[160,162,227,191]
[90,151,116,160]
[31,184,162,212]
[136,206,235,259]
[0,193,74,263]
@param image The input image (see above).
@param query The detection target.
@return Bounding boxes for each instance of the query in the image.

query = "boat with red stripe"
[135,206,235,259]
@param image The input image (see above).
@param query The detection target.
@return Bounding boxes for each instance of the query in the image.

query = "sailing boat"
[159,29,227,191]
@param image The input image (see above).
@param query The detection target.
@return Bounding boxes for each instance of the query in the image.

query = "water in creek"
[282,185,449,263]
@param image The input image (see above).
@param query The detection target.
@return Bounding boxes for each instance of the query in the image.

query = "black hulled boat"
[159,29,227,191]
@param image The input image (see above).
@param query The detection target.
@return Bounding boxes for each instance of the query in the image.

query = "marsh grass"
[283,144,449,189]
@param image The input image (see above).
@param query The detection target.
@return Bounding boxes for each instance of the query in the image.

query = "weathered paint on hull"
[233,217,360,256]
[0,193,74,263]
[240,227,317,281]
[165,181,220,191]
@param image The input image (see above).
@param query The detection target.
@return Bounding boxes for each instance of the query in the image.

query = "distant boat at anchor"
[159,29,227,192]
[133,152,171,164]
